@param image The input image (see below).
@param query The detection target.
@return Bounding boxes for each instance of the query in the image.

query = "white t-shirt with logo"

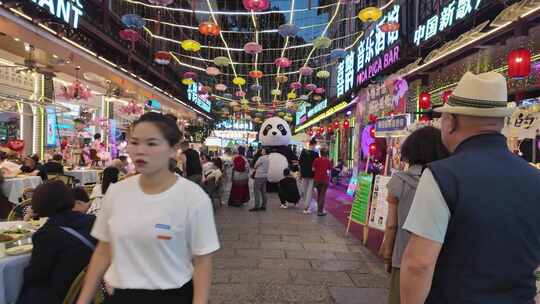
[91,175,220,290]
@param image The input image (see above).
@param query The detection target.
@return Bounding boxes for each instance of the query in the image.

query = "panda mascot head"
[259,117,292,147]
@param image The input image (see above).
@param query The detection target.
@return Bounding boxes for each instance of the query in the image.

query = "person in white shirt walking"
[76,112,220,304]
[250,148,269,212]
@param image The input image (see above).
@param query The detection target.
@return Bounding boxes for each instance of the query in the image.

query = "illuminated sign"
[336,4,401,97]
[28,0,84,29]
[215,119,253,131]
[307,100,327,117]
[296,101,350,132]
[413,0,482,46]
[375,114,411,136]
[46,107,57,147]
[187,83,212,113]
[296,104,307,125]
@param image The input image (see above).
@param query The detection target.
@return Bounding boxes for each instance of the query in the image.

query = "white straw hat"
[434,71,514,117]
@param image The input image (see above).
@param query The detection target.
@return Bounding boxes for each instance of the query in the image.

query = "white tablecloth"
[0,254,30,304]
[66,170,100,185]
[2,177,42,204]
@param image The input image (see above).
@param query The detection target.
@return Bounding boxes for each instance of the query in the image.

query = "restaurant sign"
[375,114,410,136]
[413,0,482,46]
[295,99,327,125]
[28,0,84,29]
[336,4,401,97]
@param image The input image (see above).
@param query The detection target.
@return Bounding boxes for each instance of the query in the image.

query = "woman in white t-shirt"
[77,113,220,304]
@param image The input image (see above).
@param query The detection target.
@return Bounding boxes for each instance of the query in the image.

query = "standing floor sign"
[368,175,391,231]
[346,173,373,236]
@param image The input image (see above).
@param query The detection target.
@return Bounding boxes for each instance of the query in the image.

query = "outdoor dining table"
[65,169,101,185]
[1,176,42,205]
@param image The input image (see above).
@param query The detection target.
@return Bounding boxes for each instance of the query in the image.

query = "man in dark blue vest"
[400,71,540,304]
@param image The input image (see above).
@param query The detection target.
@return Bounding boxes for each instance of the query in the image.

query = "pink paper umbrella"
[314,87,325,94]
[274,57,292,68]
[183,71,197,79]
[119,29,141,42]
[242,0,270,11]
[235,91,246,97]
[290,82,302,90]
[299,66,313,76]
[305,83,317,91]
[206,67,221,76]
[215,84,227,91]
[244,42,263,55]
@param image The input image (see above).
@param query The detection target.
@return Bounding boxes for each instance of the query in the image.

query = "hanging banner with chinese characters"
[413,0,483,46]
[336,4,401,98]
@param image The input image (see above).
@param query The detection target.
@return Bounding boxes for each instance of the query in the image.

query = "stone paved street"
[210,192,389,304]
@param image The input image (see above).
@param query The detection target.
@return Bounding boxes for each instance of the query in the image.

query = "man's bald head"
[440,113,505,153]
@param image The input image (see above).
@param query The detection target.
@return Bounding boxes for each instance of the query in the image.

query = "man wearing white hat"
[400,72,540,303]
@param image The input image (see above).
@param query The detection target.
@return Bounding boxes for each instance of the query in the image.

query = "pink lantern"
[206,67,221,76]
[314,87,325,94]
[244,42,263,55]
[252,96,262,102]
[119,29,140,42]
[242,0,270,11]
[274,57,292,68]
[183,71,197,79]
[305,83,317,91]
[215,84,227,91]
[290,82,302,90]
[299,66,313,76]
[235,91,246,97]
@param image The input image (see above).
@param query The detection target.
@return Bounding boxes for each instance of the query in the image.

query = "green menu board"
[350,173,373,225]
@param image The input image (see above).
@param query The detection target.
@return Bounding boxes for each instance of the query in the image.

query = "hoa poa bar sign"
[336,4,401,97]
[28,0,84,29]
[413,0,482,46]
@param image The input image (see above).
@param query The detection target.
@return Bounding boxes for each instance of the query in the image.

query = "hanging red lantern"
[327,125,334,133]
[318,126,324,134]
[343,119,350,129]
[199,21,221,36]
[307,130,313,137]
[369,126,376,138]
[368,114,378,123]
[508,48,531,79]
[419,92,431,109]
[442,90,452,104]
[419,114,431,123]
[333,120,340,129]
[369,143,378,156]
[154,51,171,65]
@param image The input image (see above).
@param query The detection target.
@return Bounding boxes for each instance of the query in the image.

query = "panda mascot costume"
[258,117,300,207]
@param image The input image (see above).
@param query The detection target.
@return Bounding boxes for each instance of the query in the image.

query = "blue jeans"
[253,177,267,208]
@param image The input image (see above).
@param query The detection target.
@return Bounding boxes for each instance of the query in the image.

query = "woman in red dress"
[228,146,250,207]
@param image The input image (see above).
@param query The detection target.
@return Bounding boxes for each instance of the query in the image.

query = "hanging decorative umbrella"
[148,0,174,5]
[254,117,261,123]
[121,14,145,29]
[215,84,227,91]
[235,91,246,97]
[252,96,262,102]
[358,7,383,22]
[277,112,285,117]
[266,112,274,118]
[379,22,400,33]
[316,70,330,79]
[278,24,299,37]
[284,115,293,122]
[249,70,264,78]
[290,81,302,90]
[119,29,141,42]
[199,21,221,36]
[244,42,263,54]
[229,101,239,107]
[274,57,292,68]
[232,77,246,86]
[330,48,347,60]
[181,78,194,85]
[214,56,231,67]
[181,40,201,52]
[313,37,332,49]
[206,67,221,76]
[154,51,171,65]
[299,66,314,76]
[313,95,322,101]
[271,89,282,96]
[305,83,317,91]
[275,75,288,83]
[250,84,262,91]
[242,0,270,11]
[215,100,225,108]
[314,87,325,94]
[183,71,197,79]
[287,92,297,99]
[240,98,249,105]
[300,95,309,101]
[223,93,233,99]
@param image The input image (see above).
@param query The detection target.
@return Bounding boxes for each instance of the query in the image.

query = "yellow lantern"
[242,104,249,110]
[180,39,201,52]
[240,98,249,105]
[358,7,382,22]
[233,77,246,86]
[287,92,297,99]
[275,75,288,83]
[181,78,194,85]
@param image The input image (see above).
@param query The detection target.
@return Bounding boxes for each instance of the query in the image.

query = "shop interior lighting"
[124,0,337,15]
[13,37,20,41]
[52,54,58,58]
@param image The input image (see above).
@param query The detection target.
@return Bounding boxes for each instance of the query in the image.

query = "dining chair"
[62,270,105,304]
[47,175,77,187]
[21,188,34,201]
[6,198,32,221]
